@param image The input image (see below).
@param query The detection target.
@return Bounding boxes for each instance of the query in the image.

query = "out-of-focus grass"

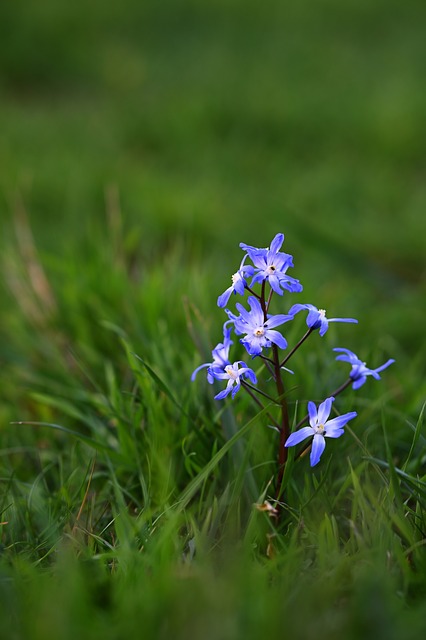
[0,0,425,638]
[1,0,425,354]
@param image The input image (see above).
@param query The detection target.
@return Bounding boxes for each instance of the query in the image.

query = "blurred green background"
[1,0,425,329]
[1,0,425,427]
[1,0,425,271]
[1,2,425,424]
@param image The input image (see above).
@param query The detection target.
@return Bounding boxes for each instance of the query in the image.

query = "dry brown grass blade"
[13,192,57,314]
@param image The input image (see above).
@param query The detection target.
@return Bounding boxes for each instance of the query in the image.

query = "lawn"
[0,1,425,638]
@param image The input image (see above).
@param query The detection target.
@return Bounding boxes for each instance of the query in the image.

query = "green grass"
[1,0,426,638]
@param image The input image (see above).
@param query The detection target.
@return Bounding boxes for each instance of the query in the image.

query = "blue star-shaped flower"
[217,262,254,308]
[226,296,293,357]
[211,361,257,400]
[191,328,233,383]
[285,396,357,466]
[333,348,395,390]
[240,233,302,295]
[288,303,358,336]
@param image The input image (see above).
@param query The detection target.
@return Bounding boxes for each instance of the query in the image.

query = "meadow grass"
[1,0,426,638]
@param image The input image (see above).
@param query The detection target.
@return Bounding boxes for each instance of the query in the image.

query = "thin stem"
[329,377,353,398]
[259,356,276,379]
[280,327,313,368]
[245,285,261,299]
[272,343,290,506]
[241,382,280,430]
[265,287,274,313]
[242,381,280,404]
[260,281,267,318]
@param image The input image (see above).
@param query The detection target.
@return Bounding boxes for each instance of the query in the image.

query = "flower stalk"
[191,232,394,527]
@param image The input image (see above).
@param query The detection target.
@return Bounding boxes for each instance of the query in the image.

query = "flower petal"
[243,368,257,384]
[328,318,358,324]
[324,428,344,439]
[285,426,314,448]
[217,286,233,308]
[316,396,335,424]
[214,379,234,400]
[231,379,242,398]
[352,377,366,390]
[333,348,359,364]
[288,303,310,316]
[247,296,264,323]
[374,359,395,374]
[318,318,329,336]
[306,308,321,327]
[268,274,284,295]
[241,336,263,356]
[265,329,287,350]
[310,434,326,466]
[191,363,209,381]
[270,233,284,254]
[307,401,317,425]
[325,412,357,433]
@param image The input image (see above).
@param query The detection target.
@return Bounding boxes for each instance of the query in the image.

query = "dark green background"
[1,0,425,413]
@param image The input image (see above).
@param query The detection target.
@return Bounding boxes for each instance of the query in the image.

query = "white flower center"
[231,272,240,284]
[254,327,265,337]
[318,309,326,317]
[225,365,238,379]
[316,423,325,435]
[266,264,276,275]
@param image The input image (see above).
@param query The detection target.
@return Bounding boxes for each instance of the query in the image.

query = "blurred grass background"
[1,0,425,345]
[0,0,425,638]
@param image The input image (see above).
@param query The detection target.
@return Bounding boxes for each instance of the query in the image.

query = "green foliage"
[0,0,425,638]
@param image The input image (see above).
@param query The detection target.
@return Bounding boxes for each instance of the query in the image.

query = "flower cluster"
[192,233,394,469]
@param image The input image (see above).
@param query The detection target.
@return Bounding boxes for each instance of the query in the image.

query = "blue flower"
[288,303,358,336]
[285,396,357,466]
[191,328,233,383]
[226,296,293,357]
[240,233,303,295]
[210,361,257,400]
[334,348,395,390]
[217,262,254,308]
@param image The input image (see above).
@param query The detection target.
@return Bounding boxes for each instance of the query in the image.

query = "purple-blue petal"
[270,233,285,254]
[328,318,358,324]
[268,275,284,295]
[266,329,287,350]
[243,368,258,384]
[323,428,344,439]
[231,379,242,398]
[318,318,329,336]
[285,426,314,447]
[316,396,335,424]
[325,412,357,432]
[214,386,232,400]
[310,434,326,466]
[217,286,233,308]
[352,376,366,390]
[234,278,246,296]
[191,363,209,381]
[288,303,309,316]
[306,308,321,327]
[265,313,292,329]
[374,359,395,374]
[307,401,317,424]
